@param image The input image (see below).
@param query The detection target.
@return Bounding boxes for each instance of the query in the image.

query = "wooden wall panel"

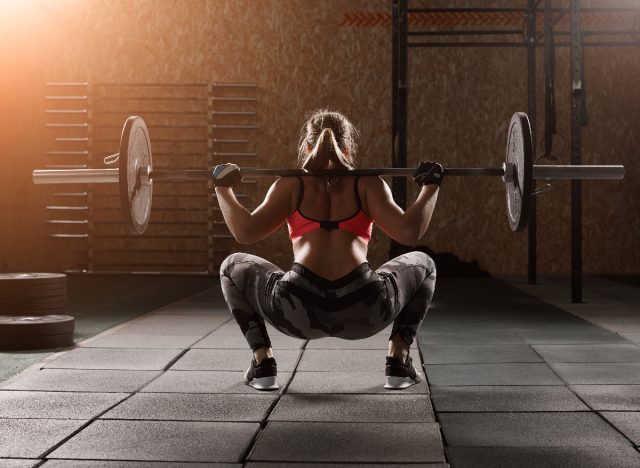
[0,0,637,275]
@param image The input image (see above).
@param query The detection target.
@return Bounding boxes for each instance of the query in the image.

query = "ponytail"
[302,128,353,172]
[297,109,359,172]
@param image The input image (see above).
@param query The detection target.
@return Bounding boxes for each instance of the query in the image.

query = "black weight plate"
[0,303,67,314]
[119,116,153,234]
[0,291,66,300]
[0,296,67,306]
[0,301,67,315]
[0,333,74,351]
[0,305,67,314]
[505,112,533,232]
[1,289,66,299]
[0,315,75,337]
[0,282,66,292]
[0,273,66,286]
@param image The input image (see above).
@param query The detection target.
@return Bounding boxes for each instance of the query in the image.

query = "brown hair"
[297,109,359,172]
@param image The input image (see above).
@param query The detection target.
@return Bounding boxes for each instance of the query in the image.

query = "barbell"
[33,113,625,234]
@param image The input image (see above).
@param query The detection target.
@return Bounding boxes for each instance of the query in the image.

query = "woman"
[214,109,441,390]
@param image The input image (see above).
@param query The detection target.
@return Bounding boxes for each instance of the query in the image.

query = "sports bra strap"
[353,176,362,210]
[295,176,304,210]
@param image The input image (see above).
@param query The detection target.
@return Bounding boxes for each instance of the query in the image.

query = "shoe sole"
[384,376,417,389]
[384,366,422,389]
[244,368,279,391]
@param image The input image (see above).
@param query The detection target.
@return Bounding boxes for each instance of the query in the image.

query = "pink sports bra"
[287,176,373,242]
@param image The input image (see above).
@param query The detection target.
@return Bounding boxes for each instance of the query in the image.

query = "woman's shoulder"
[358,175,386,191]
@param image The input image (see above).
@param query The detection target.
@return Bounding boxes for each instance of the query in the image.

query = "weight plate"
[0,304,67,314]
[1,288,66,297]
[119,116,153,234]
[0,273,66,286]
[0,302,67,312]
[1,294,67,304]
[0,332,74,351]
[0,315,75,337]
[505,112,533,232]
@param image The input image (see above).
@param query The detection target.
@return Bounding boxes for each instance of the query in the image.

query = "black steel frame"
[391,0,639,303]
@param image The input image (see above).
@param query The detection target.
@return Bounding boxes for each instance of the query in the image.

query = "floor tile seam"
[502,277,638,322]
[416,336,450,466]
[431,410,597,414]
[184,318,254,348]
[239,343,309,463]
[525,342,640,447]
[0,299,233,388]
[33,391,133,460]
[38,323,250,443]
[95,417,276,423]
[75,288,223,348]
[428,383,566,387]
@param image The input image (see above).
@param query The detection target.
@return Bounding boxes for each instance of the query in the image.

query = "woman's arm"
[365,177,439,246]
[215,177,293,244]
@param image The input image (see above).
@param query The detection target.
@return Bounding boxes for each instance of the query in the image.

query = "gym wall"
[0,0,638,275]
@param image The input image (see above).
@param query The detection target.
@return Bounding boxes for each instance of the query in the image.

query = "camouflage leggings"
[219,251,436,351]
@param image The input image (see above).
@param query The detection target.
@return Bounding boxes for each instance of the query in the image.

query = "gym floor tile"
[305,334,418,350]
[445,446,640,468]
[425,363,563,386]
[297,349,409,372]
[0,418,87,458]
[287,371,429,394]
[48,420,259,462]
[245,463,449,468]
[621,333,640,345]
[269,394,435,422]
[0,391,128,419]
[101,393,276,422]
[78,334,203,349]
[532,344,640,362]
[193,332,305,350]
[430,385,588,412]
[248,421,444,463]
[151,304,229,316]
[515,328,628,344]
[420,344,542,364]
[141,370,292,394]
[42,461,241,467]
[596,320,640,334]
[601,412,640,445]
[109,315,228,336]
[548,363,640,384]
[213,321,290,336]
[0,460,41,468]
[0,369,160,393]
[570,385,640,410]
[43,348,183,371]
[170,349,301,372]
[439,412,630,447]
[418,330,525,345]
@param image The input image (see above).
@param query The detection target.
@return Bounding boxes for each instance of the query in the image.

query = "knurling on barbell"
[32,113,625,235]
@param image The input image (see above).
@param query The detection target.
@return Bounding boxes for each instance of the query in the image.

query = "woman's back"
[288,176,371,280]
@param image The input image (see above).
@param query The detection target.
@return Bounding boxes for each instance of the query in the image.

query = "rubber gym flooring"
[0,274,639,467]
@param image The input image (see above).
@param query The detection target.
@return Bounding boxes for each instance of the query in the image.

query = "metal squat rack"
[391,0,640,302]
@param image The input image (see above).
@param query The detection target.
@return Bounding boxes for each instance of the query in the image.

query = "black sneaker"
[384,353,422,389]
[244,356,279,390]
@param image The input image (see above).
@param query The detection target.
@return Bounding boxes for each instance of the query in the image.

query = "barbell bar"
[32,164,625,183]
[32,113,625,234]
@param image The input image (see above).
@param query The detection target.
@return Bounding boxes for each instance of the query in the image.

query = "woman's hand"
[212,163,242,187]
[413,161,444,186]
